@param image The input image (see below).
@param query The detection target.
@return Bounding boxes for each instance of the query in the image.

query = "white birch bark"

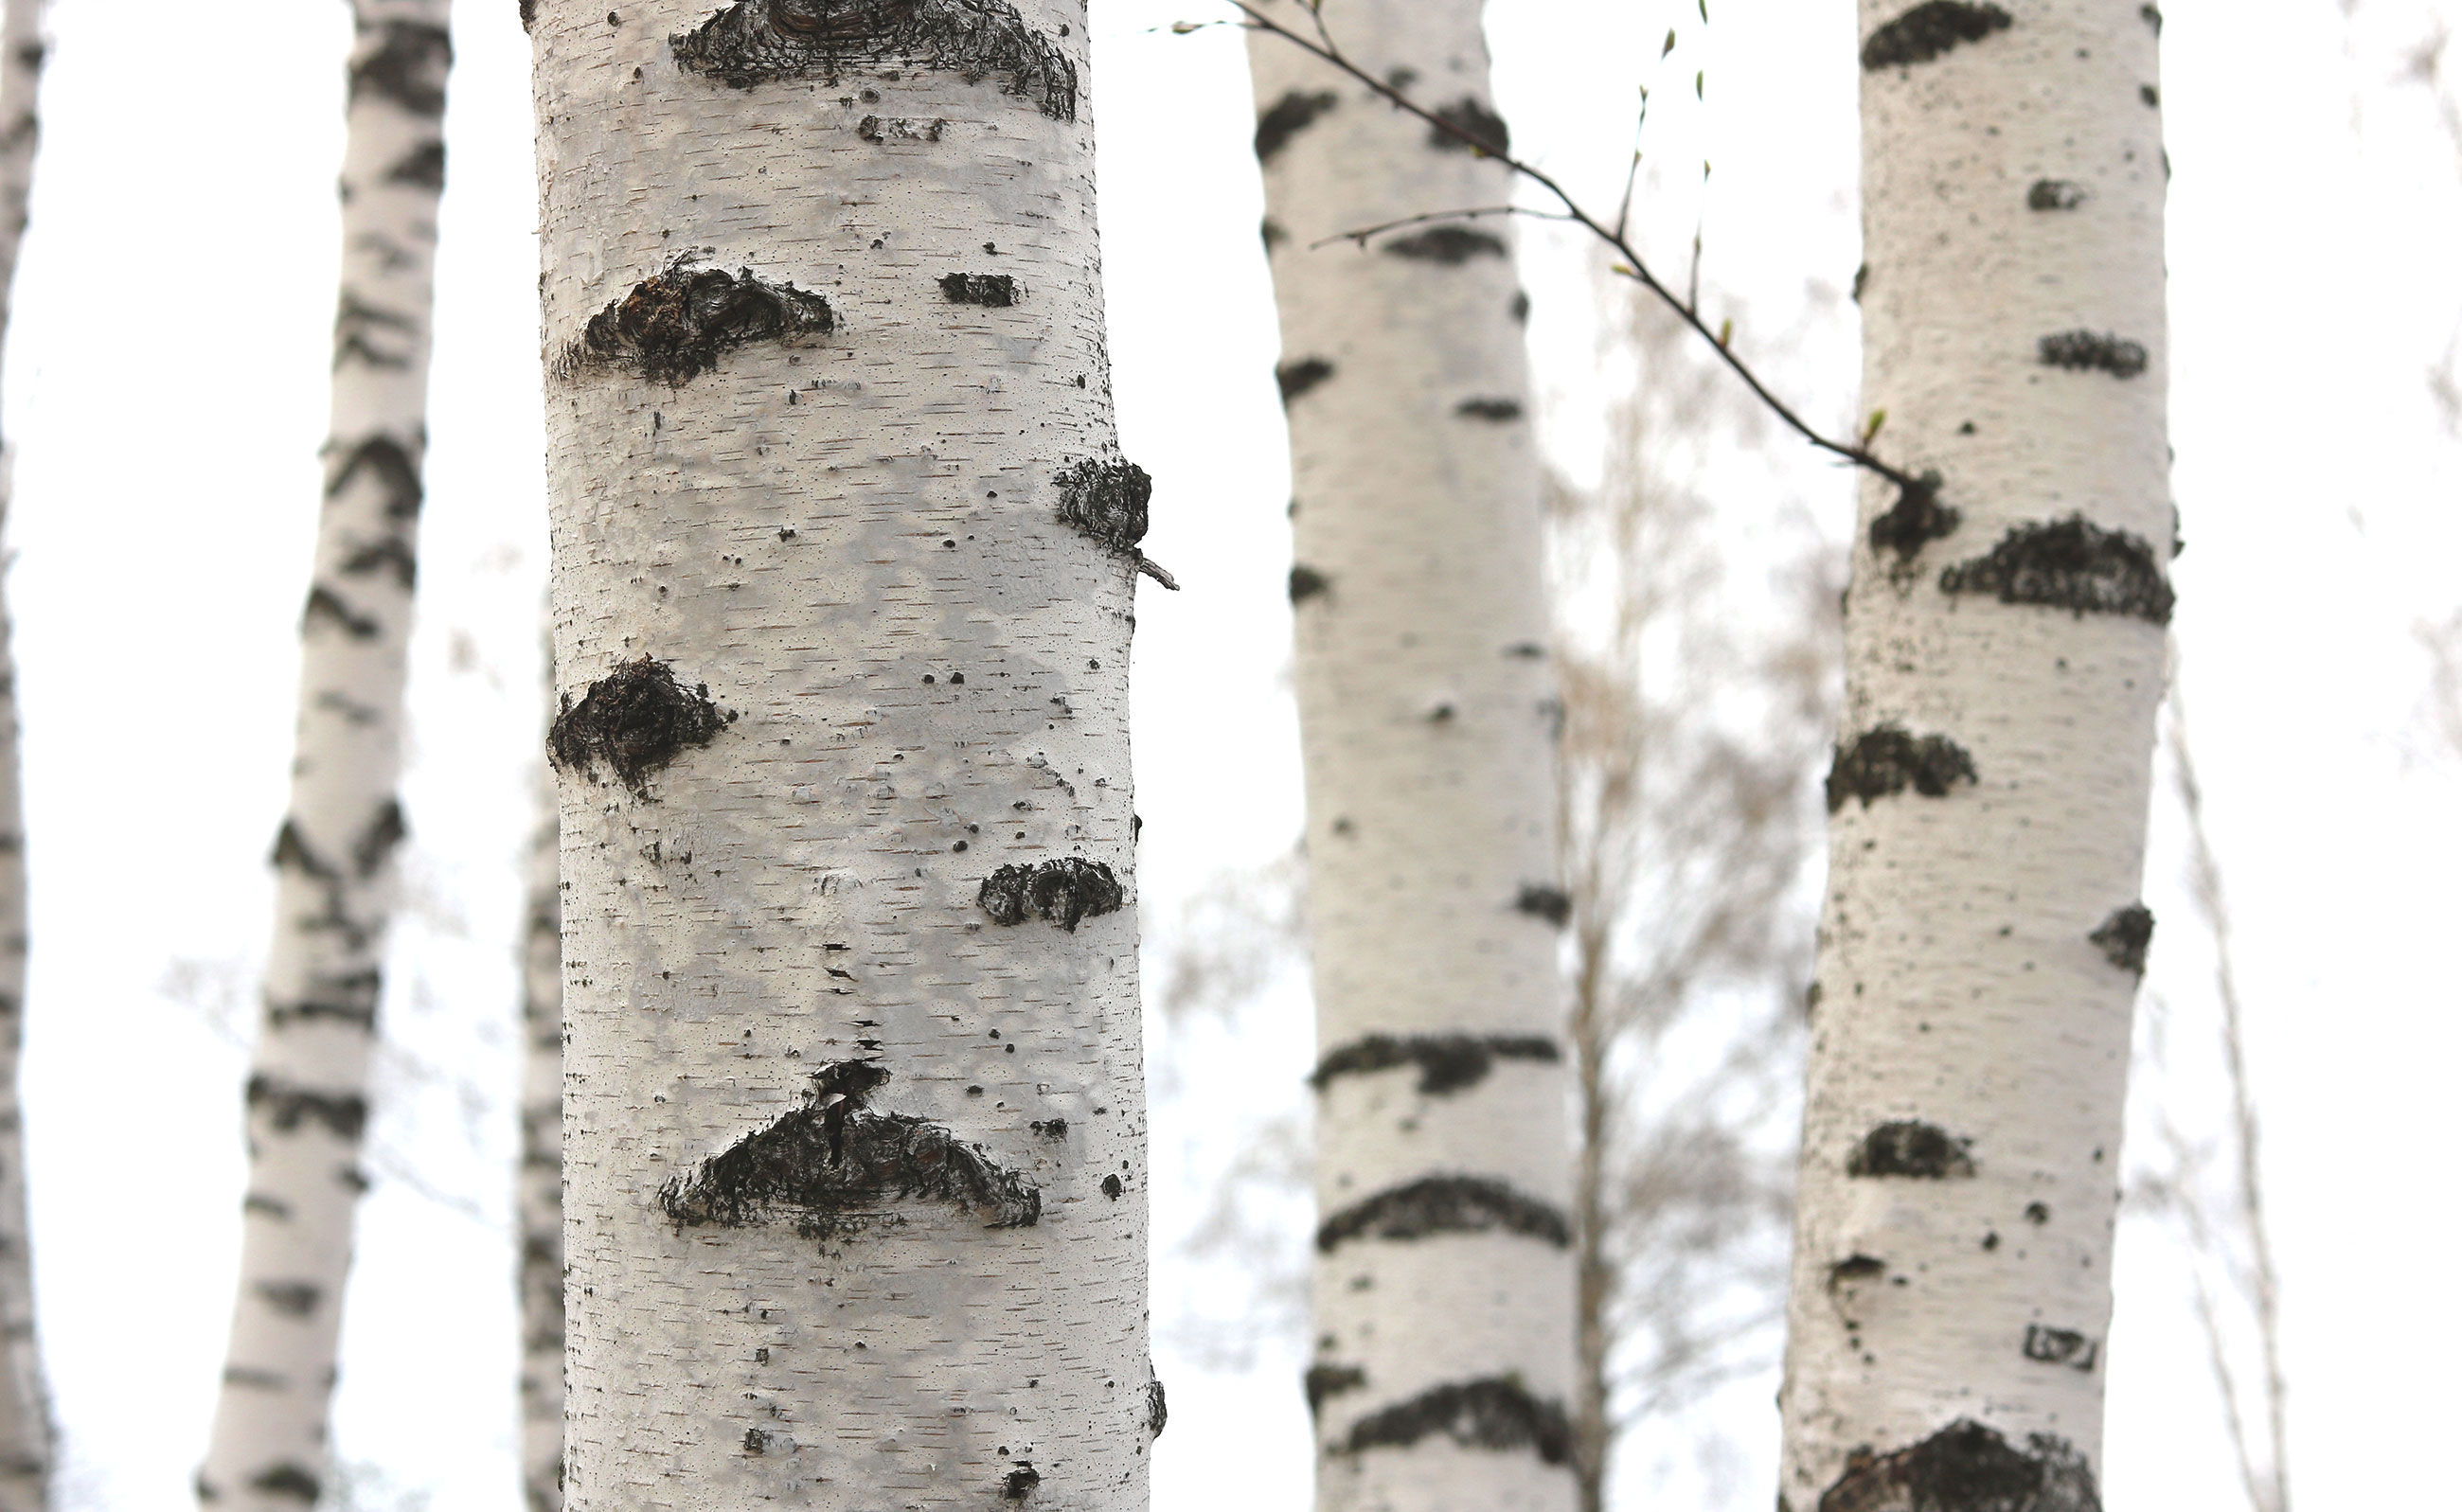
[528,1,1151,1503]
[517,729,563,1512]
[1777,4,2170,1508]
[0,2,52,1503]
[200,5,453,1505]
[1247,9,1575,1510]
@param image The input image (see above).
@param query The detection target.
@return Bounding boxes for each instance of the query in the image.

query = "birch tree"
[200,4,454,1504]
[1246,5,1576,1507]
[0,1,50,1503]
[527,0,1154,1503]
[1777,4,2171,1506]
[517,743,562,1512]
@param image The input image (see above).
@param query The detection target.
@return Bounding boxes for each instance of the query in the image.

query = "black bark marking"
[857,113,946,140]
[1513,883,1571,925]
[1276,357,1334,403]
[1867,470,1957,564]
[572,261,834,385]
[350,19,452,117]
[1254,88,1336,162]
[334,292,416,371]
[1053,457,1175,588]
[672,0,1078,119]
[1145,1378,1169,1438]
[1028,1117,1067,1138]
[1317,1175,1572,1253]
[1511,289,1531,324]
[2089,903,2153,975]
[1306,1363,1366,1416]
[1818,1418,2100,1512]
[243,1193,293,1219]
[1382,226,1508,264]
[1827,1254,1886,1290]
[977,857,1123,931]
[1429,96,1509,155]
[247,1075,370,1141]
[939,272,1016,306]
[1100,1173,1124,1199]
[1455,397,1524,421]
[1847,1120,1975,1179]
[328,434,424,520]
[2026,178,2085,211]
[386,138,447,189]
[1289,564,1331,604]
[1860,2,2012,71]
[353,799,407,878]
[1003,1464,1041,1500]
[1310,1032,1561,1095]
[2139,83,2160,107]
[548,656,729,796]
[1826,725,1977,812]
[659,1059,1040,1240]
[1938,517,2174,624]
[1260,218,1288,252]
[270,967,382,1031]
[248,1464,324,1504]
[271,819,336,880]
[1337,1377,1573,1467]
[254,1281,323,1318]
[340,536,417,589]
[2023,1324,2099,1371]
[2036,329,2148,379]
[521,0,537,31]
[2141,3,2162,32]
[302,585,382,640]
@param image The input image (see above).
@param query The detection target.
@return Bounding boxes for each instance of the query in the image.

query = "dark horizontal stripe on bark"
[1939,516,2173,624]
[1336,1377,1573,1467]
[1816,1418,2096,1512]
[1289,564,1331,603]
[333,291,418,371]
[1381,225,1508,264]
[2027,178,2086,210]
[1310,1032,1561,1095]
[302,584,382,640]
[349,19,451,117]
[2037,329,2149,378]
[340,533,417,589]
[977,857,1122,932]
[1316,1174,1571,1253]
[221,1367,289,1391]
[253,1281,323,1318]
[672,0,1079,120]
[1255,88,1336,162]
[2023,1324,2099,1371]
[386,138,446,189]
[1826,724,1976,811]
[246,1075,369,1141]
[249,1462,325,1503]
[242,1192,293,1220]
[1276,357,1333,403]
[1455,397,1524,421]
[1429,96,1509,155]
[939,272,1017,306]
[1512,883,1570,925]
[1846,1120,1974,1179]
[1860,2,2011,71]
[568,261,833,386]
[1306,1362,1367,1416]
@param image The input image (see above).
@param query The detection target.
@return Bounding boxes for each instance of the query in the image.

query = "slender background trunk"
[1246,6,1576,1508]
[1778,4,2171,1506]
[530,1,1152,1503]
[201,4,453,1504]
[517,714,562,1512]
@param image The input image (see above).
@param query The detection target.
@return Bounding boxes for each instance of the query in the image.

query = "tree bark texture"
[0,1,52,1503]
[528,1,1151,1504]
[1777,5,2170,1509]
[1247,9,1576,1511]
[518,734,563,1512]
[200,4,452,1505]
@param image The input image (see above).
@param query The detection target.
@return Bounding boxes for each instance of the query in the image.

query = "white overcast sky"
[3,0,2458,1508]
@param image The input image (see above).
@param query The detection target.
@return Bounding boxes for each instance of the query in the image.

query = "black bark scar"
[1938,517,2174,624]
[1316,1174,1572,1253]
[1860,2,2012,71]
[977,857,1124,931]
[569,261,834,386]
[548,656,730,796]
[1847,1120,1975,1179]
[1310,1032,1560,1095]
[1254,88,1336,162]
[673,0,1078,120]
[2089,903,2153,974]
[1336,1377,1573,1466]
[1826,725,1976,811]
[1818,1418,2099,1512]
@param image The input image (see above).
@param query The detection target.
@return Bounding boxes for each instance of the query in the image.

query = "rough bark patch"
[2035,329,2149,379]
[247,1076,369,1141]
[520,0,537,31]
[858,113,945,140]
[1289,564,1331,604]
[1317,1174,1572,1253]
[1309,1032,1561,1095]
[672,0,1078,119]
[2023,1324,2099,1371]
[1305,1363,1367,1417]
[548,656,729,796]
[1513,883,1572,925]
[1817,1418,2100,1512]
[1825,725,1976,812]
[1456,397,1525,421]
[1382,225,1508,264]
[568,262,834,385]
[659,1060,1040,1240]
[2089,903,2153,975]
[1054,457,1175,588]
[1429,96,1510,155]
[977,857,1123,932]
[1254,87,1336,162]
[1859,2,2012,71]
[1867,470,1957,563]
[2026,178,2085,211]
[1276,357,1334,404]
[1337,1378,1574,1467]
[939,272,1017,306]
[1002,1463,1041,1500]
[247,1464,324,1503]
[349,18,452,117]
[1846,1120,1975,1179]
[1145,1378,1169,1438]
[1938,517,2174,624]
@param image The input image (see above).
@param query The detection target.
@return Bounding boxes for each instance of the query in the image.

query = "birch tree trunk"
[1778,4,2170,1507]
[517,731,562,1512]
[1247,9,1576,1510]
[200,5,452,1505]
[528,2,1152,1503]
[0,2,52,1503]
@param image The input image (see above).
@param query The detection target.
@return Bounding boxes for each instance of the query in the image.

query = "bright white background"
[1,0,2456,1506]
